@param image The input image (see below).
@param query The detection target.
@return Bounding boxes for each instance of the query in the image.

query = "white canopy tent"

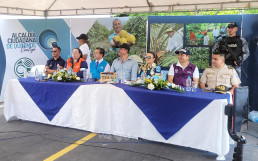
[0,0,258,17]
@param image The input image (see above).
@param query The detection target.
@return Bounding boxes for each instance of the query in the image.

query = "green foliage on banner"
[87,21,111,53]
[104,51,119,65]
[123,16,147,49]
[187,47,210,69]
[88,21,110,43]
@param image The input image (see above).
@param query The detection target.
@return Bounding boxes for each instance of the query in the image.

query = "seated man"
[200,50,241,94]
[44,46,65,74]
[110,43,138,81]
[168,48,199,87]
[90,47,110,80]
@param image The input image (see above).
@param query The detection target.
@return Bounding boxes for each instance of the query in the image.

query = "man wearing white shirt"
[166,28,183,52]
[203,31,211,45]
[77,34,91,66]
[90,47,110,80]
[212,27,219,43]
[168,48,199,87]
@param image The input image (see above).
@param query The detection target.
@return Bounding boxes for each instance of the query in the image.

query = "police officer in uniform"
[200,50,241,95]
[212,22,249,79]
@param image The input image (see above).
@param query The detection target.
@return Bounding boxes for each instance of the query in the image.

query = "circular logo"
[39,29,58,49]
[14,57,34,78]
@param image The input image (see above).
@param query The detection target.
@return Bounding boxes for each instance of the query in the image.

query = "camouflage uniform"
[212,36,250,78]
[200,64,241,89]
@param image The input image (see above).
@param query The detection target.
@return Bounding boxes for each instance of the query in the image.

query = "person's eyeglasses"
[227,26,234,29]
[52,50,57,53]
[144,56,152,59]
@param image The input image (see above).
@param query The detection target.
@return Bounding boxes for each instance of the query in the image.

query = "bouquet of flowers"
[144,75,167,90]
[166,82,185,93]
[52,69,80,82]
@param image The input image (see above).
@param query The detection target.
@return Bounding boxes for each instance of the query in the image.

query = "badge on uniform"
[175,69,178,73]
[214,85,229,94]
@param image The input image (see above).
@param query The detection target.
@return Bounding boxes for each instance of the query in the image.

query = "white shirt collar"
[176,61,189,70]
[96,58,103,64]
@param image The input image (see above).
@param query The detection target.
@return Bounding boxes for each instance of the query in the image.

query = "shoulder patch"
[228,66,234,69]
[207,66,212,68]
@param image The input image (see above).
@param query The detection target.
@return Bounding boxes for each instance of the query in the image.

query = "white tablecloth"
[4,79,233,160]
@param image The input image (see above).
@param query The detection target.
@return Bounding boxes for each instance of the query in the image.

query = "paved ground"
[0,102,257,161]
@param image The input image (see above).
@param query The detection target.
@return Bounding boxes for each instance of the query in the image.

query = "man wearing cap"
[90,47,110,80]
[212,22,249,78]
[200,51,241,95]
[165,28,183,52]
[44,46,65,74]
[203,31,211,45]
[168,49,199,87]
[110,43,138,81]
[189,30,196,45]
[76,33,91,66]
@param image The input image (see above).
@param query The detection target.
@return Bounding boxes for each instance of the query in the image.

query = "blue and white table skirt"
[4,78,233,160]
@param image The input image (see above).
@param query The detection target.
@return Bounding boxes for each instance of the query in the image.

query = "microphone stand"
[225,104,246,161]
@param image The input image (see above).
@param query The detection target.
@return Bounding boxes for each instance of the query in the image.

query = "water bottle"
[186,76,192,91]
[140,71,145,83]
[35,68,39,81]
[87,73,93,82]
[23,67,27,78]
[120,71,125,84]
[160,71,165,81]
[83,69,87,82]
[68,67,72,75]
[57,64,60,72]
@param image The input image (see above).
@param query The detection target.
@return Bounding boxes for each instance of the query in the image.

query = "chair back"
[234,86,249,132]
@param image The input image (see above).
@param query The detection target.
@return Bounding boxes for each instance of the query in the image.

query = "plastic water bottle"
[83,69,87,82]
[68,67,72,75]
[186,76,192,91]
[88,73,93,82]
[140,71,145,83]
[160,71,165,81]
[23,67,27,78]
[57,64,60,72]
[120,71,125,84]
[35,68,39,81]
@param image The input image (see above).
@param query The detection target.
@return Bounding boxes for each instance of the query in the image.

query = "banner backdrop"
[0,17,147,101]
[0,19,72,101]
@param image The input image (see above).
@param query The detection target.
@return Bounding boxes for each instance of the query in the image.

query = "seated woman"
[65,48,88,78]
[138,51,161,77]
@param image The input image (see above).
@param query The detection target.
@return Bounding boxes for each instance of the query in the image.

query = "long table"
[4,78,233,160]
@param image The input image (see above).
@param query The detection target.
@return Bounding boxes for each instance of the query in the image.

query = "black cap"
[175,48,190,55]
[76,34,88,40]
[228,22,238,28]
[119,43,130,52]
[214,85,229,94]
